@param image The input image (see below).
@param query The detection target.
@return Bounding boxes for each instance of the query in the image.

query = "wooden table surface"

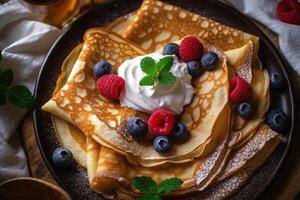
[20,8,300,200]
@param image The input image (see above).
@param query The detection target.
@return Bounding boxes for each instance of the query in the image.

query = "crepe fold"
[41,0,283,199]
[122,0,259,53]
[43,28,231,167]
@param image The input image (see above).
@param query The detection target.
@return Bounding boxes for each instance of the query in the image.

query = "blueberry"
[127,117,148,138]
[153,136,171,153]
[187,60,204,78]
[163,43,180,57]
[266,109,290,132]
[93,61,113,78]
[270,72,285,89]
[200,52,219,71]
[236,102,253,119]
[52,148,73,168]
[171,122,188,143]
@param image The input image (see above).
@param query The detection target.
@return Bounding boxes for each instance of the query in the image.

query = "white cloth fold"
[229,0,300,74]
[0,0,61,182]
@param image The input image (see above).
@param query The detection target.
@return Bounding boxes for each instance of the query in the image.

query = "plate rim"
[33,0,296,199]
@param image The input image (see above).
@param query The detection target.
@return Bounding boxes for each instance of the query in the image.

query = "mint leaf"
[7,85,35,109]
[157,56,173,73]
[159,72,176,85]
[0,69,13,87]
[0,93,6,105]
[141,57,157,75]
[132,176,158,194]
[138,194,161,200]
[158,178,183,194]
[139,75,156,86]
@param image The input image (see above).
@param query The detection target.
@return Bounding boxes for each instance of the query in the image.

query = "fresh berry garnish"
[201,52,219,71]
[270,72,285,89]
[277,0,300,25]
[179,36,204,62]
[266,108,290,132]
[93,61,113,78]
[127,117,148,138]
[236,102,253,119]
[163,43,180,57]
[171,122,188,143]
[96,74,125,100]
[229,76,253,104]
[148,109,175,136]
[187,60,204,78]
[52,148,73,168]
[153,136,171,153]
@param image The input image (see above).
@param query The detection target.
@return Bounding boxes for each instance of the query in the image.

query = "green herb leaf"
[0,69,13,87]
[0,93,6,105]
[7,85,35,109]
[139,56,176,87]
[139,75,156,86]
[157,178,183,194]
[159,72,176,85]
[132,176,158,193]
[157,56,173,73]
[141,57,157,75]
[137,193,161,200]
[138,194,161,200]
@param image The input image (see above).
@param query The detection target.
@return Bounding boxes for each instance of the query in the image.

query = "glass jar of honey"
[18,0,86,27]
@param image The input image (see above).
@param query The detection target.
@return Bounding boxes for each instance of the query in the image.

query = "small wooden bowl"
[0,177,71,200]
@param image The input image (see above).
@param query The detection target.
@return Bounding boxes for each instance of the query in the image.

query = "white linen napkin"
[228,0,300,75]
[0,0,61,182]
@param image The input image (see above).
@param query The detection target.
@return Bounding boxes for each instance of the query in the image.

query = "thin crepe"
[42,29,231,167]
[89,124,281,198]
[43,29,282,199]
[123,0,259,54]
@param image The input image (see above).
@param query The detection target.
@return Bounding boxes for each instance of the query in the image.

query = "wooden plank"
[21,114,57,185]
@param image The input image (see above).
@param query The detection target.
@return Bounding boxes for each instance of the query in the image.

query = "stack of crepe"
[42,1,283,199]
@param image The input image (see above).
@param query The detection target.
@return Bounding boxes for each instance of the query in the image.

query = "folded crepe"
[50,1,263,167]
[89,124,281,199]
[42,1,284,199]
[49,14,137,167]
[43,28,282,199]
[51,44,87,167]
[121,0,267,149]
[122,0,259,54]
[43,28,231,168]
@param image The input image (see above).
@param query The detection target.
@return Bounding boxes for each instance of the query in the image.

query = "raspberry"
[179,36,204,62]
[277,0,300,25]
[229,76,253,104]
[96,74,125,100]
[148,109,175,136]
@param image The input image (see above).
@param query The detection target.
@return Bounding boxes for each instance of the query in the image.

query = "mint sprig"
[0,51,35,108]
[131,176,183,200]
[139,56,176,86]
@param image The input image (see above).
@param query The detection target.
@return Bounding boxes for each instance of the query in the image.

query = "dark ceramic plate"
[33,0,296,199]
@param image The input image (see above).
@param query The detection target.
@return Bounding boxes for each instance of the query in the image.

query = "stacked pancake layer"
[42,1,283,199]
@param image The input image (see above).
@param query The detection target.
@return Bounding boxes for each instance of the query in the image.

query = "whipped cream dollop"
[118,53,194,114]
